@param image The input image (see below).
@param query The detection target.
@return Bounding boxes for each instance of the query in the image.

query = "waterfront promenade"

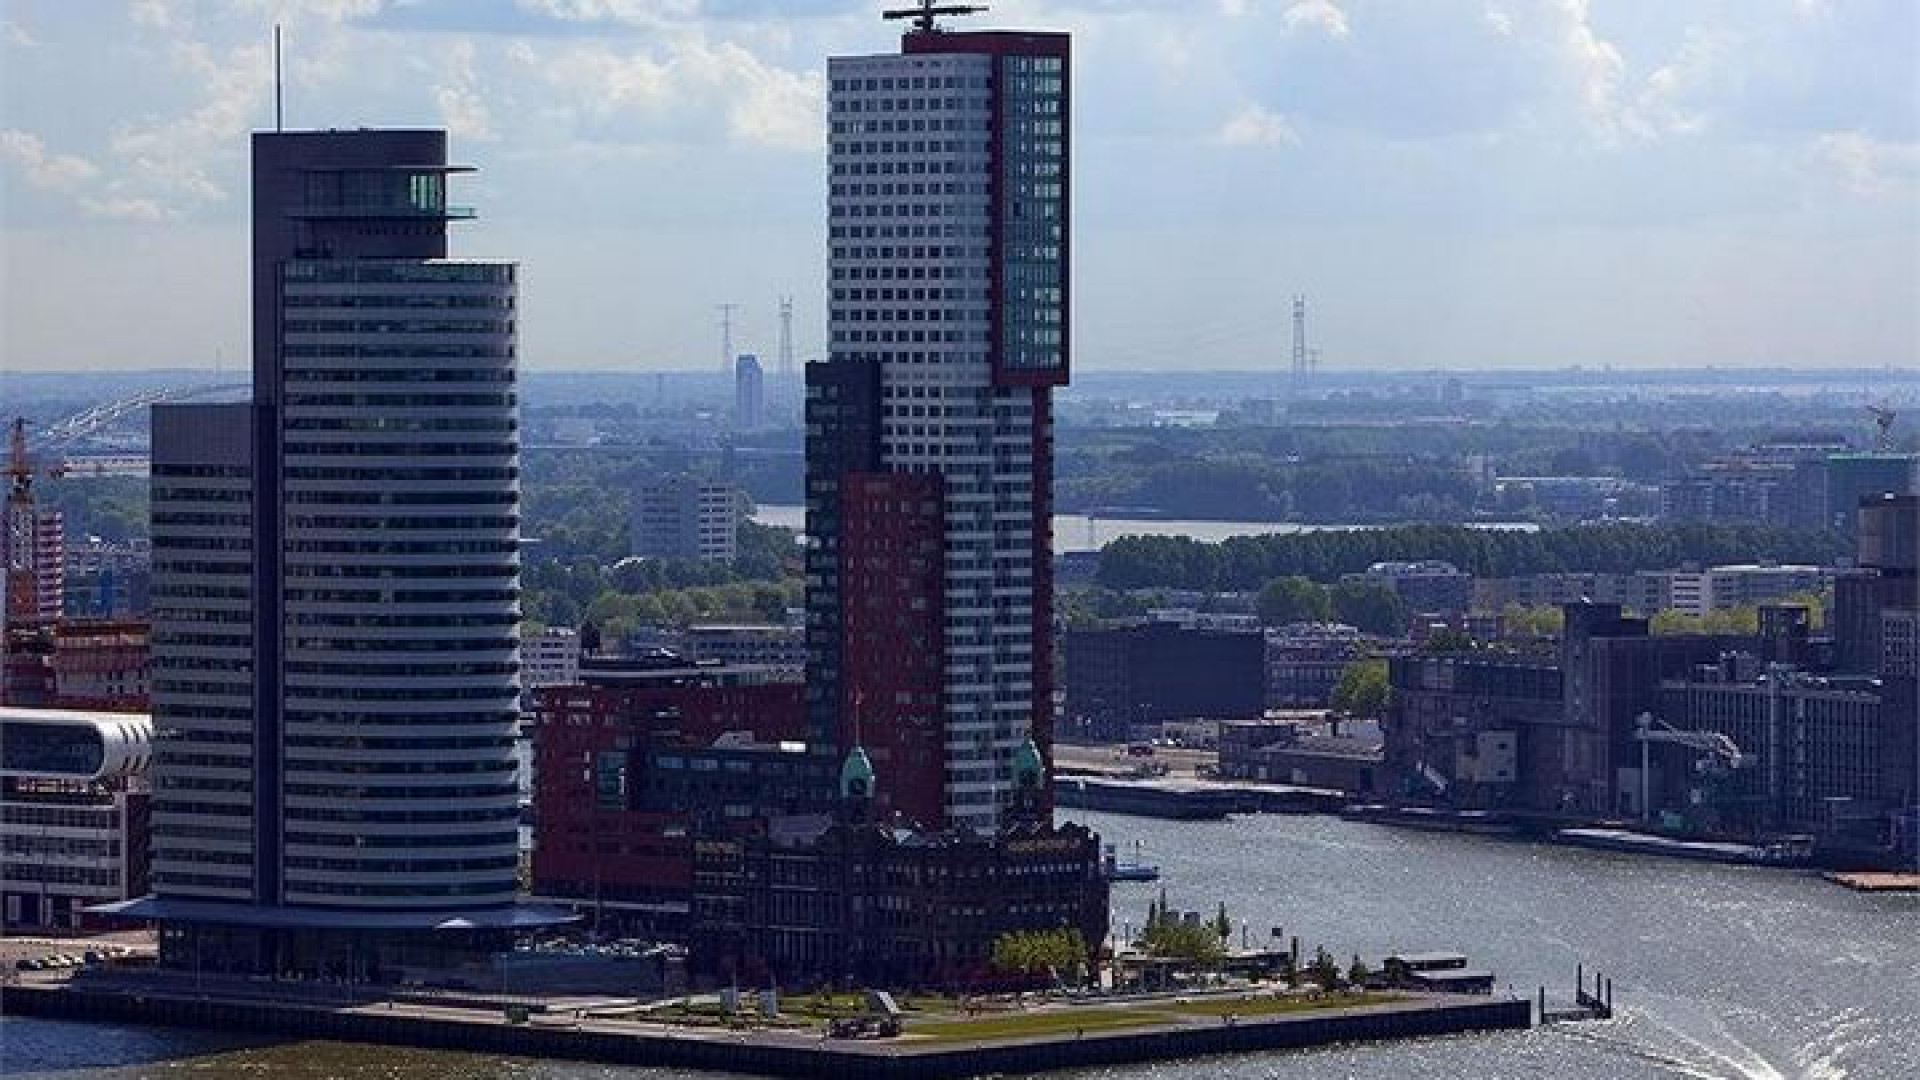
[1,972,1530,1080]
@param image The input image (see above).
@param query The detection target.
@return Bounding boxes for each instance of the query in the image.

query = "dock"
[1054,776,1344,820]
[1823,871,1920,893]
[1,977,1533,1079]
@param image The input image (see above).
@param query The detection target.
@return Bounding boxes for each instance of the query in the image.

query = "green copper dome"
[1013,737,1045,788]
[840,745,877,799]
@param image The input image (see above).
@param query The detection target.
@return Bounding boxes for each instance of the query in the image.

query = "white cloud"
[1813,131,1920,197]
[533,35,824,151]
[77,195,176,222]
[0,130,100,188]
[1625,30,1723,139]
[2,18,40,47]
[1216,104,1299,147]
[435,39,498,141]
[1281,0,1349,39]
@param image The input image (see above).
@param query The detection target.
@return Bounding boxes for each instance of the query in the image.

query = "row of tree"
[1096,522,1850,592]
[1256,576,1407,634]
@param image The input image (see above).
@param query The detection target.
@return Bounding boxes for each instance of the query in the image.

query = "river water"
[5,812,1915,1079]
[748,506,1535,553]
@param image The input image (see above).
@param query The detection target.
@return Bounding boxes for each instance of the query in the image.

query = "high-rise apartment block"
[734,353,765,430]
[631,475,740,563]
[4,421,66,651]
[808,19,1069,834]
[131,130,553,973]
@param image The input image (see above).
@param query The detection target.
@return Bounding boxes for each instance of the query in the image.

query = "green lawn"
[905,992,1405,1044]
[909,1007,1177,1042]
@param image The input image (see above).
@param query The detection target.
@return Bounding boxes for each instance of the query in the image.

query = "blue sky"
[1,0,1914,373]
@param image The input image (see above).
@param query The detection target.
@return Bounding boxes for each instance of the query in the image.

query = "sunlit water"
[748,505,1535,553]
[6,813,1915,1079]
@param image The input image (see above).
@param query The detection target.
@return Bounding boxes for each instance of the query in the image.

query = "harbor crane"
[1634,711,1747,824]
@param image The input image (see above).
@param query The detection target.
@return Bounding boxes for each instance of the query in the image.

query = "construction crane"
[1866,403,1897,452]
[1634,711,1747,824]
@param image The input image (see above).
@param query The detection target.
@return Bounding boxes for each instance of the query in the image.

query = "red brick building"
[528,663,819,936]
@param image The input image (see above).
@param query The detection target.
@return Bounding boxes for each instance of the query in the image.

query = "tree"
[1420,628,1476,654]
[1140,918,1226,966]
[1309,946,1341,989]
[1257,576,1332,626]
[1501,603,1564,638]
[1331,580,1407,635]
[1330,659,1390,719]
[991,928,1088,979]
[1348,954,1370,987]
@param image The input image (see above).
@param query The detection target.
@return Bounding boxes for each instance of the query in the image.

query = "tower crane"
[1865,403,1896,452]
[1634,711,1747,824]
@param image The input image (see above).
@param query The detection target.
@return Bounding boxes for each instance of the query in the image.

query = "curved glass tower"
[139,130,557,973]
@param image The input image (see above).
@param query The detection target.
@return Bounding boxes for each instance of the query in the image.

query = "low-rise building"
[1,706,151,930]
[1217,720,1382,795]
[1658,663,1894,836]
[689,754,1107,990]
[2,618,150,712]
[1063,620,1266,741]
[683,623,805,673]
[522,626,582,691]
[528,660,815,938]
[1264,622,1366,708]
[1345,561,1472,617]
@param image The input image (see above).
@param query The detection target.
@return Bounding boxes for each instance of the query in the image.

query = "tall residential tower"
[134,130,555,973]
[808,12,1069,833]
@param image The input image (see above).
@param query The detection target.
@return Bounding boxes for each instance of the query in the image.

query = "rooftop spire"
[882,0,988,33]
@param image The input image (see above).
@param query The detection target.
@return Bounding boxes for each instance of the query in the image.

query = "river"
[748,506,1535,554]
[5,812,1915,1079]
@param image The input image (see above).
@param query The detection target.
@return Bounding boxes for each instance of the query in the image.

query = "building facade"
[1345,561,1472,617]
[529,665,814,939]
[734,353,765,430]
[1,707,152,930]
[689,760,1106,991]
[632,474,739,563]
[133,129,548,975]
[522,626,583,691]
[1063,621,1267,741]
[1658,665,1888,834]
[682,623,805,674]
[809,21,1070,833]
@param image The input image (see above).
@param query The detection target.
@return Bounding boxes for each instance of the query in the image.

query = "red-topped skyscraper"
[808,3,1069,833]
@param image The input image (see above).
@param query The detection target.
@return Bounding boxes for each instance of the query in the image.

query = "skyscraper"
[734,352,765,429]
[131,130,557,973]
[808,11,1069,833]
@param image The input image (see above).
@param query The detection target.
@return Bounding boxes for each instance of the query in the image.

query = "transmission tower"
[1291,295,1309,379]
[716,302,739,376]
[778,296,795,380]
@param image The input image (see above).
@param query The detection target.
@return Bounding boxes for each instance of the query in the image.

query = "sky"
[1,0,1915,375]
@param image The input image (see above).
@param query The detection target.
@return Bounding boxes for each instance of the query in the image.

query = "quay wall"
[2,984,1532,1079]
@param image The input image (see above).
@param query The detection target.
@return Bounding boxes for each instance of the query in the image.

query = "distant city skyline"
[3,1,1916,374]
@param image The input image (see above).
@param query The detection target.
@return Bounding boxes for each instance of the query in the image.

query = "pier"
[2,978,1533,1079]
[1054,776,1344,820]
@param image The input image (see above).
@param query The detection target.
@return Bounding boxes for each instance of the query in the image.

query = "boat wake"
[1544,1007,1814,1080]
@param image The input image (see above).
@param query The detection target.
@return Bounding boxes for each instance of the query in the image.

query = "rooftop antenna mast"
[882,0,989,33]
[273,24,284,132]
